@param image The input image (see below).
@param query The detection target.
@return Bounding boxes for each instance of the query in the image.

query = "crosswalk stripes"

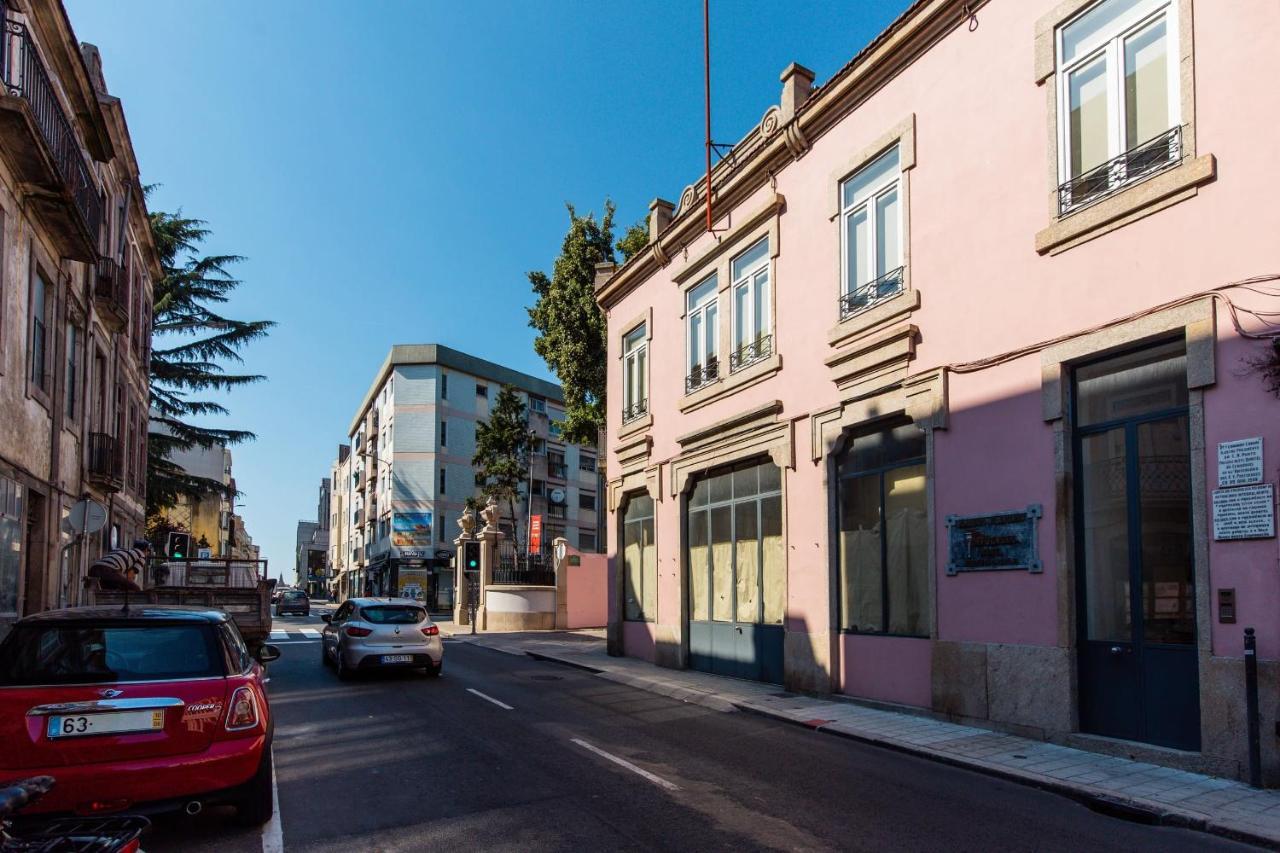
[269,629,323,642]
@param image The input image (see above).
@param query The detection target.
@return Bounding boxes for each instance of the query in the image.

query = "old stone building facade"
[0,0,157,632]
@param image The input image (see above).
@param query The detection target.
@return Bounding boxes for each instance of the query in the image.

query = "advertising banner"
[396,567,429,601]
[392,512,433,548]
[529,514,543,554]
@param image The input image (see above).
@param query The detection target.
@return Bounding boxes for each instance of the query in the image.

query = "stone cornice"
[596,0,980,310]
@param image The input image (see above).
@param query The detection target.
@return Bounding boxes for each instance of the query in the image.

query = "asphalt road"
[141,607,1258,852]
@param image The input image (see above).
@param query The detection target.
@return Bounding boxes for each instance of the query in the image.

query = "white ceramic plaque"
[1218,437,1263,488]
[1212,484,1275,540]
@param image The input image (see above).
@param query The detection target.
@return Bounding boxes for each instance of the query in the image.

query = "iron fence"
[494,539,555,585]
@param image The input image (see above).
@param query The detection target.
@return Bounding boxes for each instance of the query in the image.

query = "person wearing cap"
[86,538,152,592]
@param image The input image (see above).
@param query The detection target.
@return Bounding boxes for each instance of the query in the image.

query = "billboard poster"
[396,568,429,601]
[392,512,433,548]
[529,514,543,554]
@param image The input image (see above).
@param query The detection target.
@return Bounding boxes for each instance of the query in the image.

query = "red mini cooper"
[0,606,279,825]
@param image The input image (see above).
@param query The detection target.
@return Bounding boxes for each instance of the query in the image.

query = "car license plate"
[382,654,413,664]
[46,710,165,739]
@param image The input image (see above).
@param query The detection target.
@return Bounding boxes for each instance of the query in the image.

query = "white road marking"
[466,688,514,710]
[261,754,284,853]
[269,631,287,640]
[299,628,321,639]
[571,738,680,791]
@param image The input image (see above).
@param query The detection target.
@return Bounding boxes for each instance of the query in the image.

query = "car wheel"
[320,642,331,667]
[422,660,442,678]
[336,650,352,681]
[234,744,274,827]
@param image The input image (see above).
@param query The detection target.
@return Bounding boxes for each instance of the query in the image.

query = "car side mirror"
[256,644,281,664]
[321,614,332,623]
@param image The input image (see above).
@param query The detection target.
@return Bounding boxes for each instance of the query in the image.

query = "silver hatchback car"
[321,598,443,680]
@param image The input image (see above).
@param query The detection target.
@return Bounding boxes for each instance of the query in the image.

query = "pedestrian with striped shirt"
[86,539,152,592]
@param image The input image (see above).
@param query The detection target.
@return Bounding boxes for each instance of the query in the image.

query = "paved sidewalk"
[446,628,1280,849]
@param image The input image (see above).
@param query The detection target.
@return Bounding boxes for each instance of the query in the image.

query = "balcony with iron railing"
[729,334,773,373]
[93,256,128,330]
[685,356,720,394]
[0,14,102,260]
[622,398,648,424]
[1058,126,1183,216]
[86,432,123,492]
[839,266,904,320]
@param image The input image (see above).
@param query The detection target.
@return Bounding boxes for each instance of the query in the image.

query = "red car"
[0,605,279,825]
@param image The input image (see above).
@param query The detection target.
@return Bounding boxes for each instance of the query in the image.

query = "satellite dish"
[63,499,107,535]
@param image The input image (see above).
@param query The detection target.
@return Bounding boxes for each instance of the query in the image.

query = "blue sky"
[64,0,911,579]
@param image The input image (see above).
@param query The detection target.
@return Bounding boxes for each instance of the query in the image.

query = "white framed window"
[1056,0,1180,213]
[685,274,719,391]
[622,324,648,422]
[729,239,770,371]
[529,396,546,414]
[549,419,563,439]
[839,145,902,318]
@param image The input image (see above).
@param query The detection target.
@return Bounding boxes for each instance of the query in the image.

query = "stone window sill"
[679,352,782,414]
[828,287,920,349]
[616,412,653,440]
[1035,154,1216,255]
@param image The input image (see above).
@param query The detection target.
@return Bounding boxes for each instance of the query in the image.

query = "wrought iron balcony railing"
[1058,125,1182,216]
[1,18,102,242]
[729,334,773,372]
[86,432,122,488]
[839,266,904,320]
[622,398,648,424]
[685,357,720,393]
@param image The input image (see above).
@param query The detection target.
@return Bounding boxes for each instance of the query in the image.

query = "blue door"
[686,461,785,684]
[1074,341,1200,751]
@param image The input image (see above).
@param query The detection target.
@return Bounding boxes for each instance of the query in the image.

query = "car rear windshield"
[283,592,307,601]
[360,606,425,625]
[0,624,225,686]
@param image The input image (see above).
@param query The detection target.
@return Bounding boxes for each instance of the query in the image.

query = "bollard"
[1245,627,1262,788]
[468,578,479,636]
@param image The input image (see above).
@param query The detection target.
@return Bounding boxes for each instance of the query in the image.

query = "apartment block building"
[0,0,157,632]
[327,444,351,599]
[598,0,1280,782]
[337,344,601,606]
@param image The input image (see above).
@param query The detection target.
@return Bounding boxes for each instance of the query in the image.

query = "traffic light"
[462,541,480,574]
[166,531,192,559]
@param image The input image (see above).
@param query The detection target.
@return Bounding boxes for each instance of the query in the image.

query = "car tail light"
[225,686,259,731]
[421,625,439,637]
[345,626,372,637]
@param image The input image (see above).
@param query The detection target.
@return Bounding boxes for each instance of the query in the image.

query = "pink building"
[596,0,1280,782]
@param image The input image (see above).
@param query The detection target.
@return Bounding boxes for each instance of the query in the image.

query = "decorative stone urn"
[480,496,500,535]
[457,506,476,538]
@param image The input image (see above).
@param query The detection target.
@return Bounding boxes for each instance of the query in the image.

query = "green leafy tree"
[616,219,649,263]
[528,202,646,448]
[473,385,533,552]
[146,200,273,518]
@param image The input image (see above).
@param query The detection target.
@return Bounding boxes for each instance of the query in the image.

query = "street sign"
[62,499,106,536]
[197,547,213,559]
